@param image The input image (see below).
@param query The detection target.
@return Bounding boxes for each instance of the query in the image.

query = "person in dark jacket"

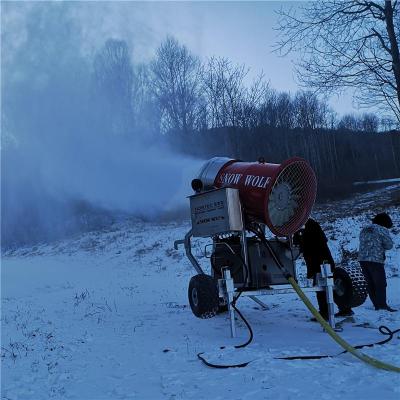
[294,218,353,319]
[358,212,396,312]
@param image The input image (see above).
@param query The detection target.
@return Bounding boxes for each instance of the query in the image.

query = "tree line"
[92,36,400,198]
[94,36,399,136]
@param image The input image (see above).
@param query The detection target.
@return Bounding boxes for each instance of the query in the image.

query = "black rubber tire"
[188,274,219,319]
[333,266,368,308]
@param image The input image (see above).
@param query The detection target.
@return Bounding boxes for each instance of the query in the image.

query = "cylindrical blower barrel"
[194,157,317,236]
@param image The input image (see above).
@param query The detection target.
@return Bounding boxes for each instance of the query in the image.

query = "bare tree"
[94,39,134,135]
[131,63,161,141]
[276,1,400,122]
[201,57,249,128]
[360,112,380,132]
[151,36,201,135]
[275,92,295,129]
[380,115,398,130]
[240,73,270,129]
[293,91,330,130]
[257,88,279,128]
[338,114,361,131]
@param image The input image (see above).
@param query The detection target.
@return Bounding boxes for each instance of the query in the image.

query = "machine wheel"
[333,266,368,308]
[188,274,219,318]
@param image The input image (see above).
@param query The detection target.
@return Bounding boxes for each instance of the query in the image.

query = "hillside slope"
[2,186,400,399]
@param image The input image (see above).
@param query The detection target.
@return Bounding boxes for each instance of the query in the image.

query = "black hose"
[197,245,254,368]
[196,301,254,368]
[231,302,254,348]
[197,352,252,369]
[275,325,400,360]
[220,248,253,348]
[198,325,400,367]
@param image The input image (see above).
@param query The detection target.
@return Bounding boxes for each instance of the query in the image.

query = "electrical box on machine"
[189,187,244,237]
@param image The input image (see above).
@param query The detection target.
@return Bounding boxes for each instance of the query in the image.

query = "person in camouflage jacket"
[358,213,395,312]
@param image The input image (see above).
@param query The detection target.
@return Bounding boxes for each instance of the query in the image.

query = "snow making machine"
[174,157,367,336]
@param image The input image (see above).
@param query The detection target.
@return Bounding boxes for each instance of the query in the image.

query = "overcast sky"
[86,0,361,115]
[3,1,368,116]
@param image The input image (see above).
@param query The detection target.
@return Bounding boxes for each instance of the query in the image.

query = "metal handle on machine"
[174,230,204,275]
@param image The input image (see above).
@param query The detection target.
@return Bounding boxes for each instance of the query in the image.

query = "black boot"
[375,305,397,312]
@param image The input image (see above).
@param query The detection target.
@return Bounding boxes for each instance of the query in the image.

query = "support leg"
[249,295,269,310]
[223,268,236,338]
[321,264,336,329]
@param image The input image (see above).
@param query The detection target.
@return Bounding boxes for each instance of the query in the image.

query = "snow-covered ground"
[2,186,400,399]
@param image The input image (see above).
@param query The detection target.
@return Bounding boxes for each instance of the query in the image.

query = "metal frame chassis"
[174,228,336,337]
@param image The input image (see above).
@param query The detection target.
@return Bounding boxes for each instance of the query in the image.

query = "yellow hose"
[288,277,400,373]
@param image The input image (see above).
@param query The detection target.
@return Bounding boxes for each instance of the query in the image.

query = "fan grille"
[267,160,316,236]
